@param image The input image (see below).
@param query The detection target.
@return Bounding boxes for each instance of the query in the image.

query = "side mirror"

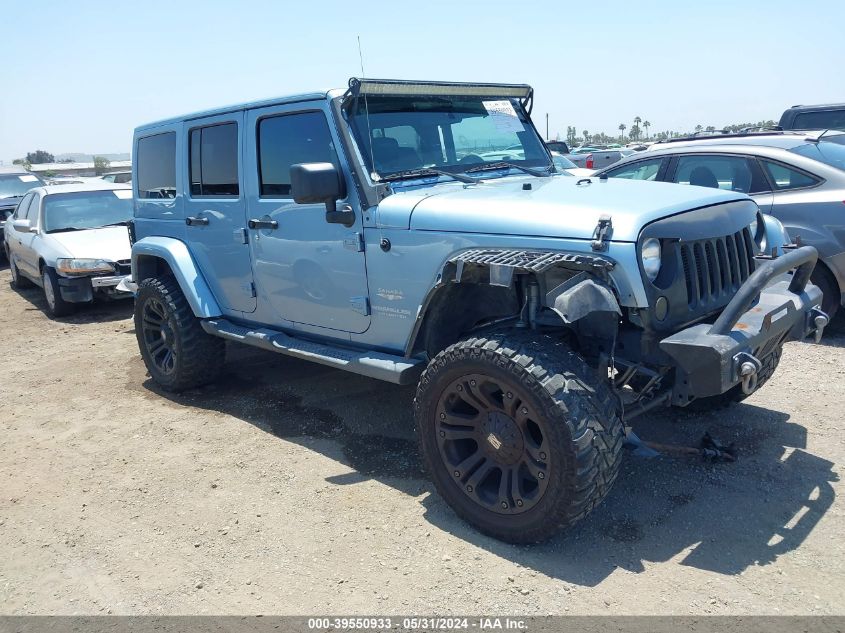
[290,162,354,226]
[12,219,33,233]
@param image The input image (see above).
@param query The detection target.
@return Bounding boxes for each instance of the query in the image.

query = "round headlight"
[641,237,662,282]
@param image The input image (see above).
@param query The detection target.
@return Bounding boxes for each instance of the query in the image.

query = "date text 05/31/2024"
[307,617,528,630]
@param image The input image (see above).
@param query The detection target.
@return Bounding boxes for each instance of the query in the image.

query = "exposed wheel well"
[134,254,174,282]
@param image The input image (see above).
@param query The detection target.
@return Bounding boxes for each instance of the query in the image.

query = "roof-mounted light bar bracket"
[344,77,534,114]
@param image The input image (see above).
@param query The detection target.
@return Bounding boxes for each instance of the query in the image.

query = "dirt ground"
[1,262,843,616]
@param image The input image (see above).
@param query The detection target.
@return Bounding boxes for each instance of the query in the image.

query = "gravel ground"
[1,263,843,615]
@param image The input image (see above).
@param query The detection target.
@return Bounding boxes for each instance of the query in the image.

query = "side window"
[189,122,239,197]
[673,155,760,193]
[759,160,820,191]
[137,132,176,199]
[13,193,33,220]
[257,111,338,197]
[102,174,115,183]
[115,173,131,184]
[605,158,664,181]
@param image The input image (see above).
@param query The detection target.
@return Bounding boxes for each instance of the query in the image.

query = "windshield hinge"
[591,214,613,252]
[350,296,370,316]
[343,232,365,252]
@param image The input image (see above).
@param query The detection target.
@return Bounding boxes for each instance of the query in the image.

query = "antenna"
[357,36,378,180]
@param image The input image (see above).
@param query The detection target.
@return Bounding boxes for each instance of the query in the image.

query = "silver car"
[4,182,133,317]
[595,130,845,323]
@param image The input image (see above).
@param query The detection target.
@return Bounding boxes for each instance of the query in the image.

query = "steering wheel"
[458,153,484,165]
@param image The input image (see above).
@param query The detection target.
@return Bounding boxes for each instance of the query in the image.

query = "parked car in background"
[101,170,132,184]
[4,183,133,317]
[127,77,824,544]
[565,147,634,170]
[779,103,845,131]
[0,167,45,258]
[596,129,845,322]
[544,140,570,154]
[550,151,595,178]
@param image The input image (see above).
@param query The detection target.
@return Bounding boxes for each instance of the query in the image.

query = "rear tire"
[42,267,75,317]
[135,275,225,392]
[414,332,624,544]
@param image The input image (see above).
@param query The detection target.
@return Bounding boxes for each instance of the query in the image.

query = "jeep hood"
[45,226,131,261]
[377,175,750,242]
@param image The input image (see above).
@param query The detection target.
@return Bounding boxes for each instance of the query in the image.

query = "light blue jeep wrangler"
[129,78,827,543]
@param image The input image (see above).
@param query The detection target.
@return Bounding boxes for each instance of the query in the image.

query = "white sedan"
[4,182,133,317]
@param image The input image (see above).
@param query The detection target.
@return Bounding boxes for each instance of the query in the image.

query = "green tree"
[618,123,626,142]
[26,150,54,164]
[643,120,651,140]
[582,129,589,143]
[93,156,110,176]
[695,124,703,133]
[633,116,642,140]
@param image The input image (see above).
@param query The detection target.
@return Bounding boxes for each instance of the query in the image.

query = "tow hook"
[811,307,829,343]
[734,352,763,395]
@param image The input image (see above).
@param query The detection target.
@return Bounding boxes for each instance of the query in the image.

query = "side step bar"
[201,318,424,386]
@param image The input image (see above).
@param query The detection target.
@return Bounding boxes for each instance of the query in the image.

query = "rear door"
[182,112,256,313]
[6,193,33,272]
[244,102,370,333]
[17,193,41,277]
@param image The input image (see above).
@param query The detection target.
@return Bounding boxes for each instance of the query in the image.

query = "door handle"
[248,219,278,230]
[186,216,209,226]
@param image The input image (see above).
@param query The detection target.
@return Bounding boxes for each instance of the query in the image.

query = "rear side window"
[137,132,176,199]
[13,193,33,219]
[189,122,239,197]
[258,111,338,197]
[672,155,767,193]
[760,160,820,190]
[791,110,845,131]
[604,158,663,181]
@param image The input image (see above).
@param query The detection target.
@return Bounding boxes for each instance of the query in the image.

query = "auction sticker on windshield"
[18,175,38,182]
[483,100,524,133]
[113,189,132,199]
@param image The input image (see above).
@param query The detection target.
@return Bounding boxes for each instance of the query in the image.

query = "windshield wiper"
[464,161,551,178]
[101,221,131,227]
[382,168,478,184]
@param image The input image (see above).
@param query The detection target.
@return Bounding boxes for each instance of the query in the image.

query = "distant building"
[28,160,132,177]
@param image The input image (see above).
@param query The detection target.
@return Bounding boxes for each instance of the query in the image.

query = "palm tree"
[643,120,651,140]
[618,123,626,142]
[633,116,642,141]
[695,124,703,133]
[582,130,589,144]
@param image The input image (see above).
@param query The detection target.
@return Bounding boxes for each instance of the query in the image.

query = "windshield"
[345,95,551,179]
[43,190,133,233]
[0,174,44,199]
[789,140,845,171]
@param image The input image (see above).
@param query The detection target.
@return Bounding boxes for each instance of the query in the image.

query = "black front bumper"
[659,246,825,403]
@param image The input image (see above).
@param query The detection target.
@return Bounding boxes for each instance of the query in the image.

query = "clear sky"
[2,0,843,163]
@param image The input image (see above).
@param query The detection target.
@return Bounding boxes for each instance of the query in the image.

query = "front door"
[244,103,370,333]
[182,112,256,313]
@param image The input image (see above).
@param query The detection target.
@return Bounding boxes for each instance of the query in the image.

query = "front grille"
[115,259,131,275]
[679,228,756,309]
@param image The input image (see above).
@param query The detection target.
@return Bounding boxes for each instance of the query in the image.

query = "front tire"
[414,333,624,544]
[135,275,225,392]
[811,265,842,331]
[42,267,75,317]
